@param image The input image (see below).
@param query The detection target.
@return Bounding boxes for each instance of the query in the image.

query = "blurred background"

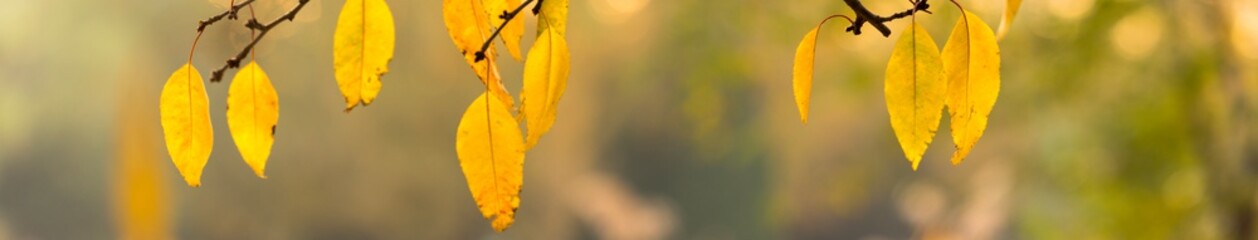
[1,0,1256,239]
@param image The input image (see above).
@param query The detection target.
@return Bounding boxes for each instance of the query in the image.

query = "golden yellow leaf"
[792,22,822,125]
[444,0,516,110]
[160,64,213,187]
[115,82,170,240]
[227,61,279,178]
[456,92,526,232]
[942,11,1000,165]
[997,0,1021,40]
[537,0,567,36]
[520,28,570,149]
[885,20,946,171]
[485,0,525,61]
[333,0,395,111]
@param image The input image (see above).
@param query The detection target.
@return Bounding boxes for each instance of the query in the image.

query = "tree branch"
[473,0,537,62]
[207,0,310,82]
[841,0,932,37]
[198,0,258,32]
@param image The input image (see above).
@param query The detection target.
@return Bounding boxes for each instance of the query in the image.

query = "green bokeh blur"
[0,0,1256,239]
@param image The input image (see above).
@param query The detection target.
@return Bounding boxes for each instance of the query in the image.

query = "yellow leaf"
[227,61,279,178]
[456,92,526,232]
[997,0,1021,40]
[160,64,213,187]
[792,22,822,125]
[444,0,516,110]
[537,0,567,36]
[520,28,570,149]
[333,0,395,111]
[115,82,170,240]
[485,0,525,61]
[942,11,1000,165]
[885,20,946,171]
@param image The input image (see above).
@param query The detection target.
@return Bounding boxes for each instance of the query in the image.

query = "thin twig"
[473,0,538,62]
[208,0,311,82]
[198,0,259,32]
[841,0,932,37]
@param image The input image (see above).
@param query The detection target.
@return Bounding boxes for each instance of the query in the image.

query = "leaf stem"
[474,0,538,62]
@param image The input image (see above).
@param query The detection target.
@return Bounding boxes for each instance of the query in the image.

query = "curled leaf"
[456,92,526,232]
[942,11,1000,165]
[521,28,570,149]
[227,61,279,178]
[792,21,822,124]
[333,0,395,111]
[997,0,1021,40]
[885,21,946,170]
[159,64,213,187]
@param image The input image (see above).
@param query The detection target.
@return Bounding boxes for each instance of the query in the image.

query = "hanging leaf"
[520,28,571,149]
[485,0,525,61]
[942,11,1000,165]
[444,0,516,109]
[885,21,946,171]
[456,92,526,232]
[333,0,395,111]
[160,64,213,187]
[537,0,568,36]
[997,0,1021,40]
[792,21,823,125]
[227,61,280,178]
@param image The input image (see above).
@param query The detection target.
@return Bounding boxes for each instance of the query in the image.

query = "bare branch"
[473,0,538,62]
[198,0,259,32]
[841,0,932,37]
[207,0,311,82]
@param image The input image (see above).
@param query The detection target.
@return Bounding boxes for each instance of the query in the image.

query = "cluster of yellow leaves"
[792,8,1004,170]
[444,0,570,232]
[161,0,395,187]
[161,61,279,186]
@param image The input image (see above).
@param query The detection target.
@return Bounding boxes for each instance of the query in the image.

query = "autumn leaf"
[942,11,1000,165]
[227,61,279,178]
[444,0,516,109]
[885,20,946,170]
[792,24,820,125]
[997,0,1021,40]
[791,16,842,125]
[160,64,213,187]
[456,92,526,232]
[116,82,171,240]
[520,28,571,149]
[537,0,568,36]
[485,0,525,61]
[333,0,395,111]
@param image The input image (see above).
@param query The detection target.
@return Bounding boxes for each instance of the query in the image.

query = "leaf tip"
[253,168,268,179]
[491,214,515,232]
[950,148,970,166]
